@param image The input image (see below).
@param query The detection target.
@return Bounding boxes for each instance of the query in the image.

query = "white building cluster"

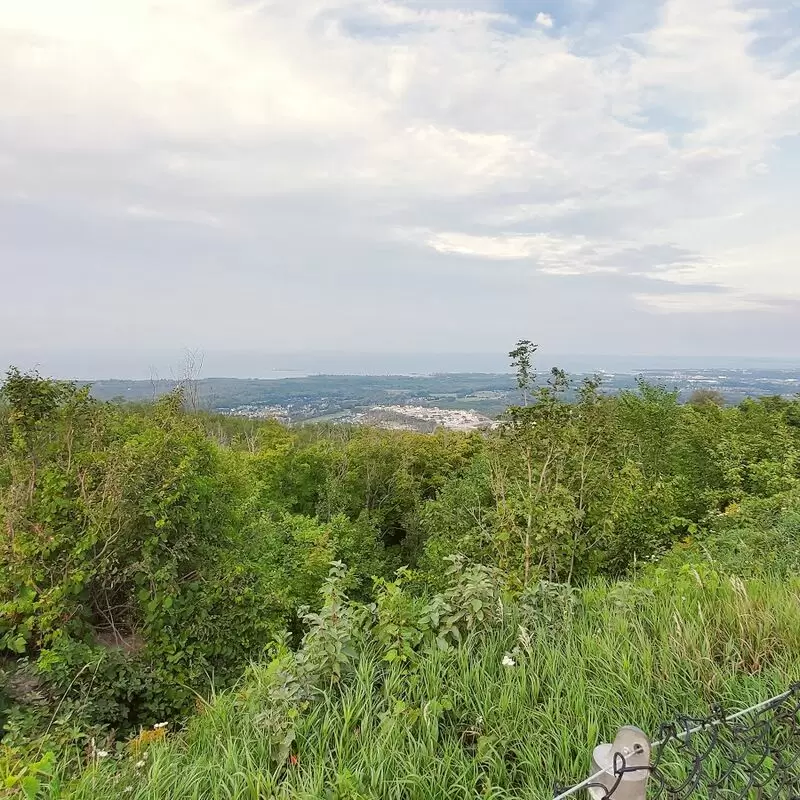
[364,405,496,432]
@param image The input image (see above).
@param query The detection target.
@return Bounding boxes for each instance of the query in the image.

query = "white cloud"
[1,0,799,338]
[426,232,540,260]
[421,231,724,284]
[126,205,223,228]
[424,230,623,274]
[635,292,776,314]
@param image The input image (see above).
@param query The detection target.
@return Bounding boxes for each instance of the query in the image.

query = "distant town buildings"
[220,404,290,423]
[211,367,800,430]
[356,405,497,432]
[221,403,497,432]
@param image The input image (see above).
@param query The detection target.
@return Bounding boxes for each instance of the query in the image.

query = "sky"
[1,0,800,378]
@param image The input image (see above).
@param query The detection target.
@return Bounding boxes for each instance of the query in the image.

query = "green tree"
[508,339,538,406]
[687,388,726,407]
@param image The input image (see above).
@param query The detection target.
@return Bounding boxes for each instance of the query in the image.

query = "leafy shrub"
[518,580,579,632]
[371,568,429,664]
[0,375,312,751]
[297,563,360,684]
[659,492,800,578]
[435,556,504,645]
[56,570,800,800]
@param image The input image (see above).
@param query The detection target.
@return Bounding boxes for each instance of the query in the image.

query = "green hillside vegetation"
[2,342,800,798]
[87,374,521,418]
[45,569,800,799]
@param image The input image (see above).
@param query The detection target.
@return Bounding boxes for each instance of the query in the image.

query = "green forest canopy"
[1,351,799,796]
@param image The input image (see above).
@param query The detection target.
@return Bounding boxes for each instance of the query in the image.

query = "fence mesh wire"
[556,684,800,799]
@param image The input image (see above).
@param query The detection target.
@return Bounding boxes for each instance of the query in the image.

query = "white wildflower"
[135,760,146,769]
[154,721,169,729]
[96,750,109,758]
[502,654,516,667]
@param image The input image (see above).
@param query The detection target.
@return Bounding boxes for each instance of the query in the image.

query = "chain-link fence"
[555,684,800,800]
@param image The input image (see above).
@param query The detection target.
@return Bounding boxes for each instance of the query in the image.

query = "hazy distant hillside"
[85,369,800,422]
[87,373,520,418]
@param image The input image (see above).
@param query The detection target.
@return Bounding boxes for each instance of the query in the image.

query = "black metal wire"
[555,685,800,799]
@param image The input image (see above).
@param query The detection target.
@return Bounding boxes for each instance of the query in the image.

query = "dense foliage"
[12,566,800,798]
[1,352,799,796]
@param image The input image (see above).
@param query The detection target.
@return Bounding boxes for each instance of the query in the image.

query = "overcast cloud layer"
[2,0,799,377]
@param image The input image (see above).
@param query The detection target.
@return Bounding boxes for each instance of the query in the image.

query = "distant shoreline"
[6,352,800,383]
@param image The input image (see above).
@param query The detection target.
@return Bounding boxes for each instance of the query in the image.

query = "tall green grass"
[54,570,800,799]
